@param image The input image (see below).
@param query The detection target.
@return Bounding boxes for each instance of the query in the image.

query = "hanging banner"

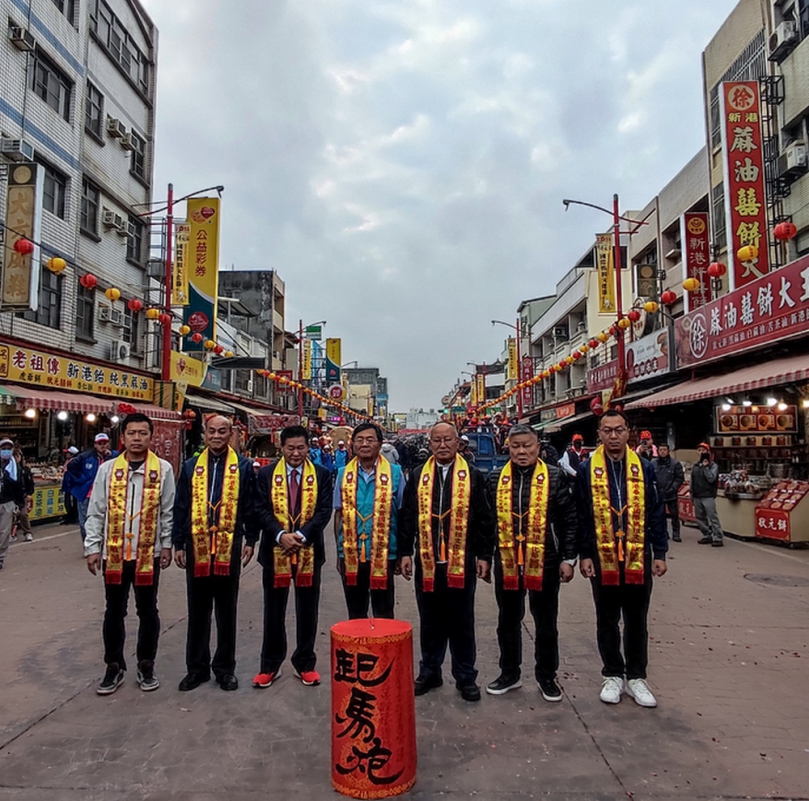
[720,81,770,289]
[520,356,533,409]
[507,338,517,380]
[595,233,616,314]
[302,339,312,380]
[681,212,712,311]
[475,372,485,407]
[183,198,220,350]
[172,222,190,305]
[326,338,341,384]
[169,350,207,387]
[1,163,43,311]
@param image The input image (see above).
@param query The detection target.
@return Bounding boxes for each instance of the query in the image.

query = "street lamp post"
[562,194,648,400]
[491,319,523,419]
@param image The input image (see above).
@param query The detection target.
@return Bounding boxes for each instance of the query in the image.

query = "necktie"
[289,468,299,516]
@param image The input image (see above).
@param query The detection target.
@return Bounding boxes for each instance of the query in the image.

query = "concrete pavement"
[1,522,809,800]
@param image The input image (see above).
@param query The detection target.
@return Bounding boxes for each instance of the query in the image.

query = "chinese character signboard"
[626,328,671,384]
[169,350,207,387]
[172,222,190,305]
[755,508,790,541]
[507,337,517,380]
[521,356,533,409]
[302,339,312,380]
[326,338,341,384]
[587,359,619,393]
[0,344,154,400]
[681,212,711,310]
[331,620,416,797]
[674,255,809,368]
[595,233,616,313]
[183,198,220,350]
[1,163,43,311]
[475,372,486,407]
[721,81,769,289]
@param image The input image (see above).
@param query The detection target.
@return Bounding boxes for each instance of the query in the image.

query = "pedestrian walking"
[10,449,35,543]
[66,433,118,542]
[252,425,332,689]
[83,413,176,695]
[576,410,668,708]
[691,443,724,547]
[485,424,577,701]
[0,438,22,570]
[558,433,586,477]
[652,444,684,542]
[399,422,495,702]
[173,415,257,692]
[334,423,405,620]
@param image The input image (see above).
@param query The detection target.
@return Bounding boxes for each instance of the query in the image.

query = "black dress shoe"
[414,674,442,696]
[178,673,210,692]
[217,673,239,691]
[697,536,712,544]
[457,680,481,702]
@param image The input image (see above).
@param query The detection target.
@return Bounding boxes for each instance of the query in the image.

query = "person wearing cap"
[635,431,658,460]
[0,437,22,569]
[66,433,119,543]
[691,443,724,547]
[84,413,176,695]
[334,440,349,472]
[652,444,684,543]
[458,435,476,466]
[559,434,587,477]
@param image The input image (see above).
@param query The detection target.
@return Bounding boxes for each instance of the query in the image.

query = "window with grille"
[41,162,67,219]
[81,178,100,234]
[85,82,104,138]
[21,270,61,328]
[89,0,151,94]
[235,370,251,392]
[76,282,95,340]
[31,49,72,120]
[127,216,144,262]
[50,0,75,21]
[122,306,140,348]
[130,131,146,180]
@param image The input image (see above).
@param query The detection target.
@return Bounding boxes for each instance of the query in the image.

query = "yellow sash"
[340,458,394,590]
[416,455,471,591]
[496,460,549,591]
[191,447,241,577]
[105,451,162,586]
[269,458,318,587]
[590,445,646,585]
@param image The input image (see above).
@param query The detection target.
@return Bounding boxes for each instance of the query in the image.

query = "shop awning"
[0,385,14,404]
[127,402,182,421]
[185,392,237,414]
[0,384,113,414]
[544,410,593,434]
[225,399,298,435]
[625,352,809,410]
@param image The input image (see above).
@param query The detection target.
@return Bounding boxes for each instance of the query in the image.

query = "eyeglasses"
[599,427,627,437]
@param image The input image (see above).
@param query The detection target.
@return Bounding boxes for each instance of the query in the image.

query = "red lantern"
[609,325,617,336]
[707,261,726,278]
[572,350,583,360]
[774,221,797,241]
[13,238,34,255]
[183,409,197,420]
[191,332,203,343]
[127,298,143,312]
[589,339,599,349]
[627,309,641,323]
[661,289,677,306]
[158,313,171,324]
[558,361,567,370]
[79,273,98,289]
[214,345,225,355]
[590,396,604,416]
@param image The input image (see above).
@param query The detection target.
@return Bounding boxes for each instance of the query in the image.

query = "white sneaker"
[23,533,33,542]
[599,676,624,704]
[625,678,657,708]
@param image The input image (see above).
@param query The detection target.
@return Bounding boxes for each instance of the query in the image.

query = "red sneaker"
[295,670,321,686]
[252,670,280,688]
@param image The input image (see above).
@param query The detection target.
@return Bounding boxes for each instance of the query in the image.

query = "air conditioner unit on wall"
[769,21,799,62]
[106,117,125,138]
[8,26,35,52]
[120,132,135,151]
[102,209,127,231]
[110,340,130,361]
[98,305,123,325]
[0,138,34,161]
[778,140,808,179]
[552,326,568,339]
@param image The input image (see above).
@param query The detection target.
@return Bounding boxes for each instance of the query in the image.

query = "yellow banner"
[1,163,42,310]
[595,233,616,314]
[170,350,207,386]
[0,343,154,400]
[302,339,312,380]
[184,198,220,346]
[507,338,517,380]
[476,372,486,406]
[326,338,341,365]
[172,222,190,305]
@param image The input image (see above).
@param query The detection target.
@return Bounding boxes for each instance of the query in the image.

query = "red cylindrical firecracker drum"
[331,619,416,799]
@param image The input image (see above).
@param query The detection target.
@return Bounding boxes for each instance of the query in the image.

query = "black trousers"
[260,562,321,674]
[341,560,395,620]
[664,498,680,536]
[590,565,653,680]
[414,560,477,684]
[493,556,561,681]
[102,559,161,671]
[185,559,240,679]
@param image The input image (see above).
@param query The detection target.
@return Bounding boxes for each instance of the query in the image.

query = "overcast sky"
[141,0,741,411]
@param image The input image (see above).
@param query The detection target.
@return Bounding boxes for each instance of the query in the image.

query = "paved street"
[1,522,809,801]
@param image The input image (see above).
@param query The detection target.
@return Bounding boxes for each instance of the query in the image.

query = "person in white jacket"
[84,413,175,696]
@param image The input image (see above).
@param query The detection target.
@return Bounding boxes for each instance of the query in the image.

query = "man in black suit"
[253,425,333,688]
[398,422,495,702]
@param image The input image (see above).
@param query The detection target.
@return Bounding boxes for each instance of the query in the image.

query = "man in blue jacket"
[576,409,668,709]
[67,433,118,542]
[172,415,257,692]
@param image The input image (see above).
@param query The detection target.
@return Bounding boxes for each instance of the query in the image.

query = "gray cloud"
[142,0,740,408]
